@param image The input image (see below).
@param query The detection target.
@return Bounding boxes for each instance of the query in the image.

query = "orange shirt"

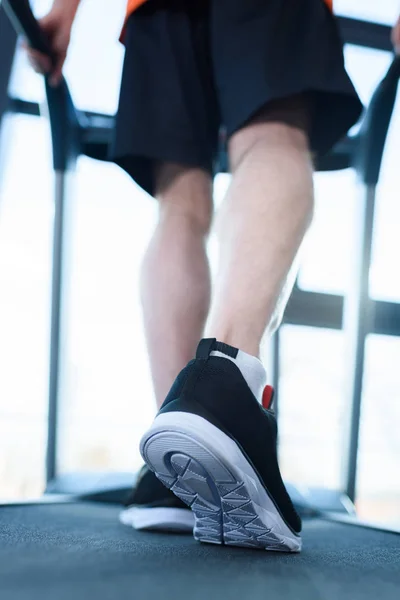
[126,0,148,17]
[126,0,334,20]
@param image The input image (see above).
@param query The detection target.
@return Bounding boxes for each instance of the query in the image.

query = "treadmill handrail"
[3,0,82,172]
[356,55,400,185]
[2,0,54,60]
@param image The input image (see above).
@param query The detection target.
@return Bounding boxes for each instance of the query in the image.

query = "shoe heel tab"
[196,339,239,360]
[196,338,217,359]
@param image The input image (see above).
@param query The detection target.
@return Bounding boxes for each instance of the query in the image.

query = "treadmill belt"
[1,503,399,600]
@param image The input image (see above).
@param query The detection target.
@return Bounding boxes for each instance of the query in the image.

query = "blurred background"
[0,0,399,527]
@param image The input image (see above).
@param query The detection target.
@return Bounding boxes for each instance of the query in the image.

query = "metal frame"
[323,512,400,535]
[0,5,17,185]
[46,171,71,481]
[338,17,393,51]
[0,7,17,187]
[341,185,378,500]
[0,6,17,125]
[0,11,398,508]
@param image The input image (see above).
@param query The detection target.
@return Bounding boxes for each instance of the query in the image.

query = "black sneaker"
[119,465,194,532]
[140,338,302,552]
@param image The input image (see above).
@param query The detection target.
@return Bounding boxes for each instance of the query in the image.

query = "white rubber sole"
[140,412,301,552]
[119,506,194,532]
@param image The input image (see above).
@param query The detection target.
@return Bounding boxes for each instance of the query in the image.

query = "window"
[370,106,400,302]
[56,158,157,475]
[276,326,346,490]
[335,0,399,25]
[0,114,52,499]
[299,45,397,298]
[356,335,400,527]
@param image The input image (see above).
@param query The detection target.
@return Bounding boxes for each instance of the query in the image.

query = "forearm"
[51,0,82,22]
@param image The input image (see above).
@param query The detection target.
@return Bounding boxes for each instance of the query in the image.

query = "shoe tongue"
[262,385,274,410]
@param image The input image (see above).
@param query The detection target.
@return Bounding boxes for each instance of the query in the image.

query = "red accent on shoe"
[262,385,274,410]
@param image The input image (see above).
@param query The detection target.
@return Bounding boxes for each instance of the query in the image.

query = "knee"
[155,162,214,236]
[229,94,313,173]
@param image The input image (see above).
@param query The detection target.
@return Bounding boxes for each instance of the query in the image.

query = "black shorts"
[111,0,363,196]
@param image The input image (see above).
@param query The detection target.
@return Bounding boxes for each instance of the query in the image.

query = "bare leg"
[207,96,315,357]
[141,163,213,407]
